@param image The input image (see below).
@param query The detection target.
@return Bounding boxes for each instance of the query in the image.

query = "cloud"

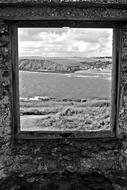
[18,27,113,57]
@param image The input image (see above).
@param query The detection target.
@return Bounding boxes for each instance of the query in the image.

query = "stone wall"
[1,1,127,190]
[0,0,127,5]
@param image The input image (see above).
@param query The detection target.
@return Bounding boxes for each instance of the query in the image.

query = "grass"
[20,99,111,131]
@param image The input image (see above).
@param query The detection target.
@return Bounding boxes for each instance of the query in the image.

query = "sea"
[19,70,111,100]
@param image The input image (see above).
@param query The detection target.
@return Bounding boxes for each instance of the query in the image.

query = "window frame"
[10,20,121,140]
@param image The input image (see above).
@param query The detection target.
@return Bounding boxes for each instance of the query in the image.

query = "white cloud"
[18,28,113,57]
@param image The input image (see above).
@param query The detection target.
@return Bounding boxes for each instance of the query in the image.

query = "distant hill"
[19,57,112,73]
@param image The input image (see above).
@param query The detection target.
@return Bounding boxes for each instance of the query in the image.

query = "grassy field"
[20,99,110,131]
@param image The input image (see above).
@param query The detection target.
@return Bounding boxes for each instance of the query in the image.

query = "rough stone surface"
[1,7,127,20]
[0,0,127,5]
[0,1,127,190]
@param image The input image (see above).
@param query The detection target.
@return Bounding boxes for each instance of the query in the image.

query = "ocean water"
[19,70,111,100]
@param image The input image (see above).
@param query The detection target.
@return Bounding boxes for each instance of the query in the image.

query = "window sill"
[16,130,116,141]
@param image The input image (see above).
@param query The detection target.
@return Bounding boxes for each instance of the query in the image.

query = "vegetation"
[19,57,112,73]
[20,99,110,131]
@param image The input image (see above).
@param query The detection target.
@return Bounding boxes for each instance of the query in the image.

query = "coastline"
[19,68,111,75]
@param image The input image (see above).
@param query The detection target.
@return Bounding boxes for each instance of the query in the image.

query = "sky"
[18,27,113,58]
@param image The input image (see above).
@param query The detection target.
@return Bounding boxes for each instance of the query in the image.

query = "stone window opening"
[10,21,121,140]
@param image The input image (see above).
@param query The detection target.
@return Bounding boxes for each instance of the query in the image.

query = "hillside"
[19,57,112,73]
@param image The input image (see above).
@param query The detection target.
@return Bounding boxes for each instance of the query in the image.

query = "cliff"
[19,57,112,73]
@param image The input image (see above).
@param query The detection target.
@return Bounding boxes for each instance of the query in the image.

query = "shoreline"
[20,96,110,102]
[19,69,77,74]
[19,69,111,75]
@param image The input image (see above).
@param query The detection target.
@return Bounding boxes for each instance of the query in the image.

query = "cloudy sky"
[18,27,113,57]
